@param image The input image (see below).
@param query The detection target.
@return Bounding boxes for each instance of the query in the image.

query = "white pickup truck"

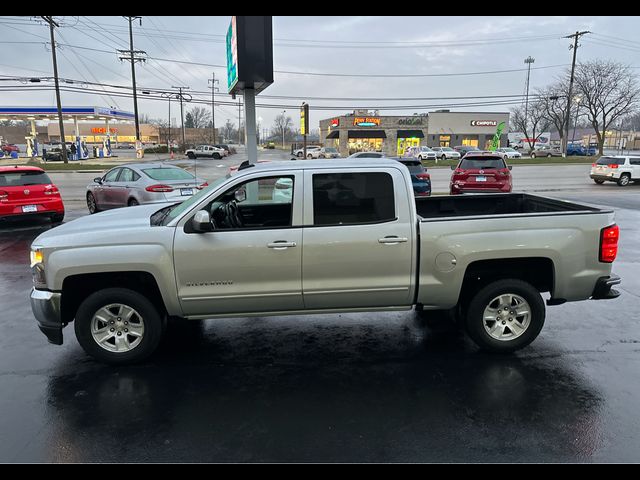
[30,159,621,364]
[185,145,226,160]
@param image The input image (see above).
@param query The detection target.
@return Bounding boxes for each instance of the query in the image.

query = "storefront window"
[439,135,451,147]
[348,138,383,154]
[461,137,479,147]
[397,137,420,156]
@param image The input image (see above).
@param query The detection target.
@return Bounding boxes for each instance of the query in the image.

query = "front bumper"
[591,274,621,300]
[30,288,63,345]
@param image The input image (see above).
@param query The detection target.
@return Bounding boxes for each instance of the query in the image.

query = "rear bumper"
[0,198,65,218]
[30,288,64,345]
[590,174,618,182]
[450,183,512,194]
[591,274,621,300]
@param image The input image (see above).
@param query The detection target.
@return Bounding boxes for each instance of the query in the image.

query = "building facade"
[319,110,510,157]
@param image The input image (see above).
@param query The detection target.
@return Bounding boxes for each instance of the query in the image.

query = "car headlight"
[30,248,47,289]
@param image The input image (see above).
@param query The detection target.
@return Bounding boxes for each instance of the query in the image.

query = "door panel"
[99,168,121,208]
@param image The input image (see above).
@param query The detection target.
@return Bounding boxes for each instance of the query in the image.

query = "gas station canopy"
[0,106,134,121]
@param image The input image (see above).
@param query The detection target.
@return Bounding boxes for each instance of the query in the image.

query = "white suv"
[294,146,320,158]
[307,147,340,159]
[430,146,461,161]
[405,146,436,161]
[590,155,640,186]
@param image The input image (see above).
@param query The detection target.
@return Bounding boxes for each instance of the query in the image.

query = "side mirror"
[508,165,513,170]
[192,210,213,233]
[234,189,247,203]
[450,165,456,171]
[94,177,103,184]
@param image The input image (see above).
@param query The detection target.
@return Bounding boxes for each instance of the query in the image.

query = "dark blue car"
[567,143,596,156]
[393,157,431,196]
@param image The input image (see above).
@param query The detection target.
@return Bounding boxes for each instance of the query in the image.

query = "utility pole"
[208,73,219,144]
[238,98,242,145]
[118,17,146,146]
[563,30,590,157]
[41,17,68,163]
[523,56,535,140]
[172,86,190,149]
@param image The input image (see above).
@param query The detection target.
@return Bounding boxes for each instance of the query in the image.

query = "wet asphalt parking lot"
[1,153,639,462]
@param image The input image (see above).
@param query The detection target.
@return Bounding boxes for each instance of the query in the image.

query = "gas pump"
[75,136,89,160]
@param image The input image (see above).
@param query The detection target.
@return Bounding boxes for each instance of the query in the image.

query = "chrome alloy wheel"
[90,303,145,353]
[482,293,531,341]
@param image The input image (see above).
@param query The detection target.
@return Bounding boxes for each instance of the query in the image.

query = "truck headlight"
[30,249,47,289]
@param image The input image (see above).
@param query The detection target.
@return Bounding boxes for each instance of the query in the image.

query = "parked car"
[43,146,70,162]
[185,145,226,159]
[530,146,562,158]
[567,143,596,156]
[0,166,64,223]
[213,144,232,155]
[405,146,436,161]
[294,146,320,158]
[347,151,386,159]
[265,142,276,149]
[86,163,207,213]
[1,143,19,154]
[494,147,522,160]
[450,152,513,195]
[431,146,461,161]
[30,159,621,363]
[393,157,431,196]
[453,145,481,157]
[590,155,640,186]
[307,147,340,159]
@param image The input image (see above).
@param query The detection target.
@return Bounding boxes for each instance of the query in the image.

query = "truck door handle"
[267,241,297,249]
[378,236,408,244]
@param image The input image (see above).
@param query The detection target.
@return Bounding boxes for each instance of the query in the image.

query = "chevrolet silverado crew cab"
[30,159,621,364]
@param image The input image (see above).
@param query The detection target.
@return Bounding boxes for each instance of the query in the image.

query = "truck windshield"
[153,176,228,226]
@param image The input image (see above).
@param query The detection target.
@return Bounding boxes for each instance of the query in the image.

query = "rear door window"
[312,172,395,226]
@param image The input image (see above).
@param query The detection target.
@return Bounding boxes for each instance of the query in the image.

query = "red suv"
[1,143,20,155]
[0,166,65,223]
[450,152,512,195]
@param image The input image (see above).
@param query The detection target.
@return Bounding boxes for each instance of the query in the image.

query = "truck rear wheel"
[74,288,164,364]
[464,279,545,353]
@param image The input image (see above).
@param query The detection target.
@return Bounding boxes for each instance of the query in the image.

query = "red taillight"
[196,182,208,190]
[416,173,430,180]
[44,184,60,195]
[609,164,618,169]
[600,224,619,263]
[592,163,597,167]
[145,184,174,192]
[0,190,7,202]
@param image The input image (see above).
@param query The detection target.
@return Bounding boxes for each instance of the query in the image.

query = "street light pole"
[172,86,190,149]
[282,110,286,149]
[563,30,590,157]
[524,56,535,134]
[208,73,219,144]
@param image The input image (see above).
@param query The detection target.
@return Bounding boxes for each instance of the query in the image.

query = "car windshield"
[442,147,454,151]
[596,157,624,166]
[420,147,432,151]
[502,148,516,152]
[459,157,506,169]
[0,170,52,186]
[153,176,229,226]
[142,167,194,181]
[325,147,338,153]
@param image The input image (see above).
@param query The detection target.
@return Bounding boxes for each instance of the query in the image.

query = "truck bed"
[416,193,602,220]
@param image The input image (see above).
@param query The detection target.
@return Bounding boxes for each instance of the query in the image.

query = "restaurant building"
[319,110,510,157]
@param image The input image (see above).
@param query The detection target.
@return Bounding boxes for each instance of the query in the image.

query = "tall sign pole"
[226,16,273,165]
[41,16,68,163]
[208,72,219,144]
[300,102,309,159]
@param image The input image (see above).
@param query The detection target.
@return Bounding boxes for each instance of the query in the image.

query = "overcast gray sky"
[1,16,639,133]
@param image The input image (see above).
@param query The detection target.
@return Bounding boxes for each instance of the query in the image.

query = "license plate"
[475,176,487,182]
[180,188,194,196]
[22,205,38,213]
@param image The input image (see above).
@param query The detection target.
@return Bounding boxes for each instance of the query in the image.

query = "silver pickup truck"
[30,159,621,364]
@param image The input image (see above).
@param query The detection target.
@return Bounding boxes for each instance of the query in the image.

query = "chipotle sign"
[470,120,498,127]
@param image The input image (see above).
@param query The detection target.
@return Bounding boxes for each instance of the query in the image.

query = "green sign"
[226,17,238,93]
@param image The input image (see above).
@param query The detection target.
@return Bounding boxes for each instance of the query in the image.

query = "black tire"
[594,179,605,185]
[297,152,303,158]
[187,152,196,159]
[441,155,447,162]
[74,288,164,364]
[50,213,64,224]
[128,198,139,207]
[547,153,552,158]
[464,279,545,353]
[617,174,631,187]
[86,192,100,214]
[307,154,313,159]
[531,153,537,158]
[213,153,221,159]
[319,154,325,158]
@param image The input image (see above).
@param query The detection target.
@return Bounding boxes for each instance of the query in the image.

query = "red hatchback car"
[0,166,65,223]
[449,152,513,195]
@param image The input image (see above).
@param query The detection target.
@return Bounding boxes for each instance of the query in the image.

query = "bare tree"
[139,113,152,124]
[222,120,236,143]
[148,118,169,146]
[537,82,572,149]
[573,60,640,155]
[271,113,293,147]
[510,100,552,152]
[186,106,212,129]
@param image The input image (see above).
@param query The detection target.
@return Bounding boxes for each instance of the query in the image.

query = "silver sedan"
[86,162,207,214]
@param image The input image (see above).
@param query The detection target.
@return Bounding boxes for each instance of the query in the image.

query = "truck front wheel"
[74,288,164,364]
[464,279,545,353]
